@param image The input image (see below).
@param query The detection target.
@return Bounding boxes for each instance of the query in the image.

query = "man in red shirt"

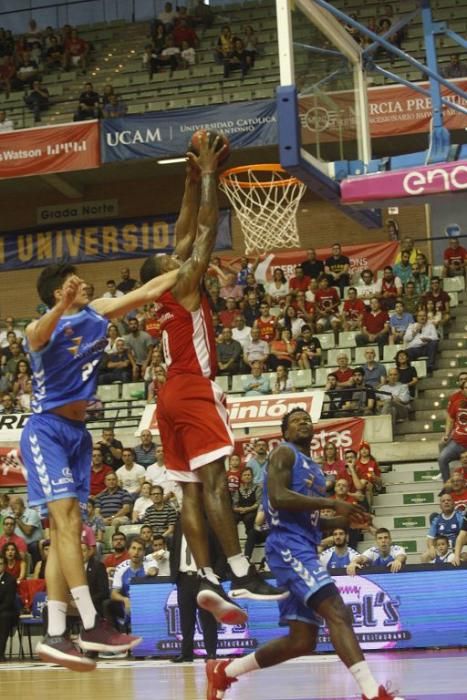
[289,265,311,293]
[219,297,241,329]
[334,352,354,388]
[443,238,466,278]
[315,275,341,333]
[447,472,467,512]
[254,301,277,342]
[447,372,467,414]
[103,531,129,576]
[423,277,451,326]
[173,18,199,48]
[454,450,467,481]
[438,379,467,482]
[0,515,27,555]
[356,296,390,356]
[64,28,88,71]
[90,445,114,497]
[342,287,365,331]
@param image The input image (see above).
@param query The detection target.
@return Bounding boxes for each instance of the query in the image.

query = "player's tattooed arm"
[91,268,178,319]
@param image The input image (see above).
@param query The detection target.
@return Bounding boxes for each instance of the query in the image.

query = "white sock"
[70,585,97,630]
[226,652,260,678]
[349,660,379,699]
[227,553,250,577]
[47,600,68,637]
[198,567,219,586]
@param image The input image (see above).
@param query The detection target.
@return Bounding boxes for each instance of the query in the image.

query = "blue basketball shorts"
[266,534,335,627]
[20,413,92,517]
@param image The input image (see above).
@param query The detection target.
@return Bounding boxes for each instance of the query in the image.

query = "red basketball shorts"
[156,374,235,483]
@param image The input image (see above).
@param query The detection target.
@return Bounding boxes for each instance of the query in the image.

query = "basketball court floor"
[2,650,466,700]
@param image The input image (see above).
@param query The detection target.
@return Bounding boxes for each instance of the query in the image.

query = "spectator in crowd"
[32,539,50,579]
[272,364,294,394]
[243,359,270,396]
[64,28,88,72]
[159,35,182,73]
[10,496,42,559]
[102,93,127,118]
[23,78,49,123]
[45,35,65,71]
[143,486,178,541]
[247,438,270,484]
[74,81,99,121]
[192,0,214,33]
[321,442,347,491]
[268,329,295,370]
[132,482,154,523]
[134,429,157,468]
[220,272,244,302]
[116,448,146,497]
[145,445,167,486]
[106,538,156,630]
[139,525,155,555]
[341,367,375,416]
[427,535,455,564]
[315,275,340,333]
[0,57,15,99]
[145,534,170,576]
[401,280,420,317]
[215,25,233,65]
[2,541,26,582]
[347,527,406,574]
[375,367,411,427]
[103,532,129,575]
[446,472,467,511]
[95,472,132,526]
[147,364,167,402]
[453,513,467,565]
[294,325,321,369]
[394,349,418,397]
[157,2,177,30]
[102,279,124,299]
[0,515,27,555]
[226,453,244,495]
[13,51,40,89]
[424,298,442,330]
[355,442,382,508]
[362,347,387,389]
[356,296,390,355]
[320,528,359,570]
[423,277,451,327]
[0,109,13,132]
[90,445,113,496]
[97,426,123,470]
[265,267,289,306]
[180,40,196,67]
[421,494,464,562]
[376,266,402,310]
[243,327,269,370]
[217,327,244,376]
[443,237,466,277]
[219,297,241,329]
[333,351,354,389]
[85,499,106,559]
[393,251,414,286]
[443,53,467,78]
[99,337,136,384]
[173,18,199,49]
[0,552,17,662]
[389,300,413,345]
[12,359,31,398]
[116,266,137,294]
[324,243,350,298]
[357,269,378,307]
[324,373,346,417]
[244,504,269,562]
[403,308,439,375]
[124,317,153,378]
[289,265,311,294]
[278,304,306,339]
[243,272,265,300]
[232,467,262,534]
[301,248,324,280]
[342,287,365,331]
[412,257,430,297]
[242,25,258,66]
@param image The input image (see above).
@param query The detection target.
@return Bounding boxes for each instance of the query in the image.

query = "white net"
[219,166,306,254]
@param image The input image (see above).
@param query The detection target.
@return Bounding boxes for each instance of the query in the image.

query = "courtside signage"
[341,160,467,203]
[138,391,325,434]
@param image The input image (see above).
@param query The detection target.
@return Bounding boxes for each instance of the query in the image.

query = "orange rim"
[219,163,301,189]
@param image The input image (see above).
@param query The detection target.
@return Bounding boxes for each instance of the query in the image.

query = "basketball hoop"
[219,164,306,254]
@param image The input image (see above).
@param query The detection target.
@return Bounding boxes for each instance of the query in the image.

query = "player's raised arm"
[26,274,84,352]
[91,268,178,320]
[172,163,201,262]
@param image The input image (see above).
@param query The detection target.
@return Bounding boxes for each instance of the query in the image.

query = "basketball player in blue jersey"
[320,527,360,570]
[19,262,177,671]
[206,408,405,700]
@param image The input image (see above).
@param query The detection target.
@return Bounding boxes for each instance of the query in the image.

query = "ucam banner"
[137,391,325,435]
[101,99,277,163]
[340,160,467,204]
[0,120,100,179]
[0,210,231,271]
[235,241,399,283]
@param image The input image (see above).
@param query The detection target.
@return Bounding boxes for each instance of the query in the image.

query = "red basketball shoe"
[362,685,405,700]
[206,659,237,700]
[36,634,96,672]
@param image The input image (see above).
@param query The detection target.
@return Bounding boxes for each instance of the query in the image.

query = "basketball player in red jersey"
[140,133,287,625]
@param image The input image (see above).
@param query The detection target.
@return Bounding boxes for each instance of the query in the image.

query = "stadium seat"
[314,367,329,387]
[338,331,358,348]
[412,359,427,378]
[231,374,248,393]
[215,375,229,392]
[97,384,121,402]
[289,369,312,389]
[444,277,465,292]
[118,524,141,539]
[383,344,404,362]
[121,382,146,400]
[315,333,335,350]
[448,291,459,307]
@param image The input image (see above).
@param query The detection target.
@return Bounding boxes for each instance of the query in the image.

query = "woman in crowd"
[269,329,296,370]
[355,441,383,509]
[2,541,26,583]
[321,441,348,491]
[104,323,120,354]
[147,364,167,402]
[132,482,154,523]
[278,304,306,339]
[394,348,418,397]
[272,364,294,393]
[32,539,50,579]
[12,359,32,398]
[231,467,262,534]
[265,267,289,306]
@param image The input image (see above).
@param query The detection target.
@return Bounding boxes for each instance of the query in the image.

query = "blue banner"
[0,210,231,271]
[101,100,277,163]
[130,566,467,657]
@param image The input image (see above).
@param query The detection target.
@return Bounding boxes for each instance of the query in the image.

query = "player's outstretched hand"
[349,511,373,530]
[332,499,367,524]
[187,131,228,174]
[346,561,362,577]
[59,274,84,310]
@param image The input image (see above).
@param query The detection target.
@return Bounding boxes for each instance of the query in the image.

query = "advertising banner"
[0,121,100,179]
[0,210,231,271]
[137,391,325,435]
[130,567,467,657]
[341,160,467,204]
[101,99,278,163]
[299,78,467,144]
[233,417,365,462]
[248,241,399,282]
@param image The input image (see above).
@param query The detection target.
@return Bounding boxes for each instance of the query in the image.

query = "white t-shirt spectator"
[132,495,153,521]
[232,326,252,350]
[144,550,170,576]
[116,463,146,495]
[362,544,406,565]
[181,47,196,65]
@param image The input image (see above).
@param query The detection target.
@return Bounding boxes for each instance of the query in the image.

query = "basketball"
[188,129,230,166]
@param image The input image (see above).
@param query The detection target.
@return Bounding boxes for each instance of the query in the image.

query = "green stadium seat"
[97,384,121,402]
[315,333,335,350]
[121,382,146,400]
[314,367,329,387]
[289,369,312,389]
[383,344,404,362]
